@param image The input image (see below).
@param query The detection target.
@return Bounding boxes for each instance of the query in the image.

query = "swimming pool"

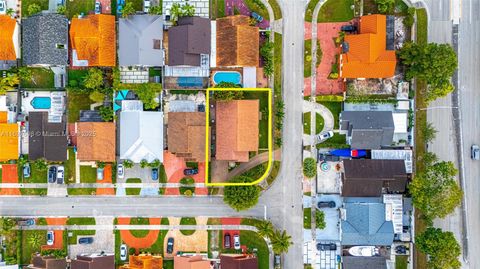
[213,71,242,85]
[31,97,51,109]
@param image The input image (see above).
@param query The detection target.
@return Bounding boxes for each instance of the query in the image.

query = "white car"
[143,0,150,12]
[94,1,101,14]
[97,167,104,180]
[47,231,54,246]
[117,164,124,179]
[120,244,127,261]
[315,131,334,144]
[472,145,480,160]
[56,166,64,184]
[0,1,6,15]
[233,234,240,250]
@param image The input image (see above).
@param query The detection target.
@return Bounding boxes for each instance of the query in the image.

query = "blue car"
[151,168,159,181]
[251,12,263,22]
[23,163,31,178]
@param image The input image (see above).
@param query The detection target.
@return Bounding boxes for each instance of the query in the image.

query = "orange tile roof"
[216,15,259,67]
[173,256,210,269]
[119,254,163,269]
[340,14,396,78]
[215,100,259,162]
[0,111,7,123]
[167,112,208,162]
[70,14,116,66]
[0,123,19,161]
[0,15,17,61]
[76,122,116,162]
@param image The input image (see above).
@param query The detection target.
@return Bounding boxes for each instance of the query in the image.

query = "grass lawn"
[67,217,96,225]
[66,217,96,244]
[164,260,174,269]
[239,231,269,269]
[126,178,141,195]
[65,0,95,19]
[268,0,282,19]
[317,133,348,149]
[36,218,47,225]
[396,255,408,269]
[317,0,354,22]
[129,218,150,238]
[304,39,322,78]
[304,208,312,229]
[67,69,88,87]
[179,217,196,236]
[316,113,325,134]
[21,230,46,264]
[64,148,76,184]
[303,112,311,135]
[22,0,49,16]
[305,0,320,22]
[20,164,48,195]
[126,0,144,11]
[20,68,54,88]
[266,161,280,185]
[243,91,269,149]
[240,161,280,186]
[244,0,269,21]
[317,101,341,129]
[273,33,282,98]
[67,166,97,195]
[363,0,409,15]
[67,92,94,123]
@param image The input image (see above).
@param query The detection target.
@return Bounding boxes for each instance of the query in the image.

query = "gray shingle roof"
[341,199,394,246]
[119,15,164,66]
[28,112,67,162]
[340,111,394,149]
[342,256,387,269]
[22,12,68,66]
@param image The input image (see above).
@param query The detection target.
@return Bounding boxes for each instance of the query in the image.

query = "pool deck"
[22,91,66,123]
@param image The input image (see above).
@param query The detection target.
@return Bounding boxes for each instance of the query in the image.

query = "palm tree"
[3,74,19,86]
[121,2,135,18]
[169,3,182,22]
[17,67,33,81]
[6,8,15,16]
[256,220,274,238]
[0,79,13,95]
[271,230,293,254]
[182,3,195,17]
[28,233,42,249]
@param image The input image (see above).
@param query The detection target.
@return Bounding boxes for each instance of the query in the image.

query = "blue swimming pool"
[31,97,51,109]
[213,71,242,85]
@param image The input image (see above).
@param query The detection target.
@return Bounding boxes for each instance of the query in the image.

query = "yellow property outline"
[205,87,273,186]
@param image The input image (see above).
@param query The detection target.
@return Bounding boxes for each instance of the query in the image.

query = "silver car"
[120,244,127,261]
[472,145,479,160]
[315,131,334,144]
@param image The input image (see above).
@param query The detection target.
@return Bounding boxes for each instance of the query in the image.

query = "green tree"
[96,161,106,169]
[83,68,104,91]
[0,218,16,232]
[33,158,48,171]
[271,230,293,254]
[6,8,15,16]
[99,106,114,122]
[123,160,134,169]
[403,7,415,28]
[256,220,274,238]
[410,154,463,224]
[148,5,162,15]
[121,2,136,18]
[135,83,159,109]
[223,176,261,211]
[416,227,461,269]
[315,210,326,229]
[213,82,243,100]
[17,67,33,81]
[182,3,195,17]
[303,157,316,178]
[28,233,42,249]
[89,91,105,103]
[375,0,394,13]
[260,42,274,76]
[57,5,66,15]
[398,42,458,103]
[140,159,149,168]
[214,82,242,88]
[149,159,161,168]
[169,3,182,22]
[421,121,438,143]
[28,4,42,16]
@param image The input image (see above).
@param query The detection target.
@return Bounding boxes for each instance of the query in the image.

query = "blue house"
[341,198,394,246]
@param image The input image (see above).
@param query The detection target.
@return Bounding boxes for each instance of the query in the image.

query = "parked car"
[23,163,31,178]
[97,167,104,180]
[224,233,231,249]
[315,131,334,143]
[78,237,94,244]
[48,166,57,183]
[46,231,54,246]
[341,24,357,32]
[317,201,336,208]
[143,0,150,12]
[166,237,174,254]
[472,145,479,160]
[120,244,127,261]
[0,1,6,15]
[151,168,159,181]
[233,234,240,250]
[95,1,101,14]
[183,168,198,176]
[17,219,35,226]
[56,166,64,184]
[316,243,337,251]
[274,254,281,269]
[117,164,125,179]
[251,12,263,22]
[117,0,125,15]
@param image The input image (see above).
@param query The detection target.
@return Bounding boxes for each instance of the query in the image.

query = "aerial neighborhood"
[0,0,467,268]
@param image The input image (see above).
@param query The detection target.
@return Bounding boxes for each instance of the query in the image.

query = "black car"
[78,237,94,244]
[317,201,336,208]
[183,168,198,176]
[316,243,337,251]
[341,24,357,32]
[167,237,174,254]
[274,254,281,268]
[224,233,231,248]
[48,166,57,183]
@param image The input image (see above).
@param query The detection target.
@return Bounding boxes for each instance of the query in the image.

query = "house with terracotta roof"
[216,15,259,67]
[173,255,210,269]
[0,116,19,161]
[220,254,258,269]
[25,255,67,269]
[69,14,116,67]
[340,14,396,78]
[75,122,116,162]
[119,254,163,269]
[0,15,20,69]
[167,112,208,162]
[215,100,259,162]
[70,254,115,269]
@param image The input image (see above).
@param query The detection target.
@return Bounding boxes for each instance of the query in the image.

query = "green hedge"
[315,95,344,102]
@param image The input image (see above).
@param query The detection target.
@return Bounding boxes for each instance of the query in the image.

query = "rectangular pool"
[31,97,51,109]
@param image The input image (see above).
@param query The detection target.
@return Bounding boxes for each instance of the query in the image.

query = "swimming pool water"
[213,71,242,85]
[31,97,51,109]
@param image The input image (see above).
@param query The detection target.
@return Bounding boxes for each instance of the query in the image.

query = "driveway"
[42,218,67,251]
[117,217,162,249]
[163,217,208,258]
[0,164,20,195]
[97,164,114,195]
[68,217,115,258]
[117,164,157,196]
[221,218,241,249]
[164,152,208,196]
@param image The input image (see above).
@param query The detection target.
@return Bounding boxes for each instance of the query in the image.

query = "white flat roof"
[393,112,407,133]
